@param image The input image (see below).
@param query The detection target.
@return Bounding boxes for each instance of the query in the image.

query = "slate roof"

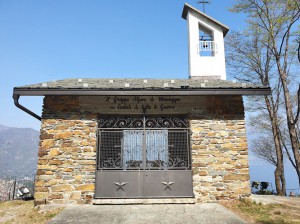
[13,78,271,96]
[15,78,265,90]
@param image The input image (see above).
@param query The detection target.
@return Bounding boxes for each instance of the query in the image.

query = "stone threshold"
[93,198,196,205]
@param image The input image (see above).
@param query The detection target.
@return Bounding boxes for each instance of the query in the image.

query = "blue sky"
[0,0,245,129]
[0,0,298,192]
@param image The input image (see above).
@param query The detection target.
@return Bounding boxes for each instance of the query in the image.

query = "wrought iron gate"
[95,116,193,198]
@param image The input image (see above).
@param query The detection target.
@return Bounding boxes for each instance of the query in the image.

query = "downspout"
[13,94,41,121]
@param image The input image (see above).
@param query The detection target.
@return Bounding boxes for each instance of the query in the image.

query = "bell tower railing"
[198,41,217,54]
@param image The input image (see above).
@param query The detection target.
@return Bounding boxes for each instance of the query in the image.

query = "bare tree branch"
[279,130,297,169]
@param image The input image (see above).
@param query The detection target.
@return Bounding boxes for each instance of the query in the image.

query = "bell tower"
[182,3,229,80]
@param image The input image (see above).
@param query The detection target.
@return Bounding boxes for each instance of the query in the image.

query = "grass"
[221,198,300,224]
[0,200,64,224]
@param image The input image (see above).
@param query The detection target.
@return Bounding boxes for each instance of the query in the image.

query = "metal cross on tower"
[196,1,211,13]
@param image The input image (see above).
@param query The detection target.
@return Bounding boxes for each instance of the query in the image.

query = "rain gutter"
[13,87,272,96]
[13,94,41,121]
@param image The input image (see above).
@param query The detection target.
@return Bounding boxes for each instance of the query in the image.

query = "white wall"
[187,11,226,80]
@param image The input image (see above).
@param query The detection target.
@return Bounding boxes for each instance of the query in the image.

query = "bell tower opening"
[198,23,215,57]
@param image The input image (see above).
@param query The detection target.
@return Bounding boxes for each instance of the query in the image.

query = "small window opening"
[198,24,215,56]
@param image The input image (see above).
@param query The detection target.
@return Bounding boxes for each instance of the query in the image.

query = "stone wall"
[35,96,98,205]
[190,96,250,202]
[34,95,250,205]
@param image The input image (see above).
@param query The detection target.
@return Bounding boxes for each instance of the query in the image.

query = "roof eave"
[13,87,271,96]
[182,3,229,36]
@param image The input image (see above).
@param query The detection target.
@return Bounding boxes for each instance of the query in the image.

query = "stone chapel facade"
[13,4,270,205]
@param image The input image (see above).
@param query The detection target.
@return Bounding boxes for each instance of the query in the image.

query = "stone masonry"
[35,96,98,205]
[191,96,250,202]
[34,95,250,205]
[191,118,250,202]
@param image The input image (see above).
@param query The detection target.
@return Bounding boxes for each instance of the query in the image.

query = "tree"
[226,26,286,195]
[249,111,279,167]
[252,134,277,167]
[229,0,300,187]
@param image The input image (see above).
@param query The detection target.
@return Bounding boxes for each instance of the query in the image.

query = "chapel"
[13,3,270,205]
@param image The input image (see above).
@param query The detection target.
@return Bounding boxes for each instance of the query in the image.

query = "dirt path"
[251,194,300,207]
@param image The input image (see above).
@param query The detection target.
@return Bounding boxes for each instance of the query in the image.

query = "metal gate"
[95,116,193,198]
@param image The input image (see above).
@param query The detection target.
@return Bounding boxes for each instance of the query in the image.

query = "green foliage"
[251,181,275,195]
[252,181,260,189]
[256,189,274,195]
[261,182,269,190]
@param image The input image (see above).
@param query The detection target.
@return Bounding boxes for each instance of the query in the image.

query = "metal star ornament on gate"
[113,182,128,191]
[161,181,175,190]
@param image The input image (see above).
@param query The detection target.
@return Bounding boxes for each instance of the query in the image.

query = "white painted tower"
[182,3,229,80]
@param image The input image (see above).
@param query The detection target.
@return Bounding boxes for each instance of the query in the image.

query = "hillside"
[0,124,39,179]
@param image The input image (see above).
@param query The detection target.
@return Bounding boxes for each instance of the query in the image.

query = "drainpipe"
[13,94,41,121]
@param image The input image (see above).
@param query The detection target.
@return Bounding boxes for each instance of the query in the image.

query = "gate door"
[95,116,193,198]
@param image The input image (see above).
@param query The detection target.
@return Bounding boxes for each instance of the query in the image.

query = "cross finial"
[196,1,211,13]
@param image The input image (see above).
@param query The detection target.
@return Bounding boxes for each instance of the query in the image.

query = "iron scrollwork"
[168,157,187,168]
[98,116,189,129]
[145,117,189,128]
[98,117,144,129]
[101,153,121,168]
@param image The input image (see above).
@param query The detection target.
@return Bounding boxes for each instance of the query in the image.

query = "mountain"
[0,125,39,179]
[0,124,10,131]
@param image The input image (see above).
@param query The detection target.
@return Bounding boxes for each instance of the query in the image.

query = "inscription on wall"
[104,96,181,112]
[79,95,242,115]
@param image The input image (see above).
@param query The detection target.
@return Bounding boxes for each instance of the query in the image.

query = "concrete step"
[93,198,196,205]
